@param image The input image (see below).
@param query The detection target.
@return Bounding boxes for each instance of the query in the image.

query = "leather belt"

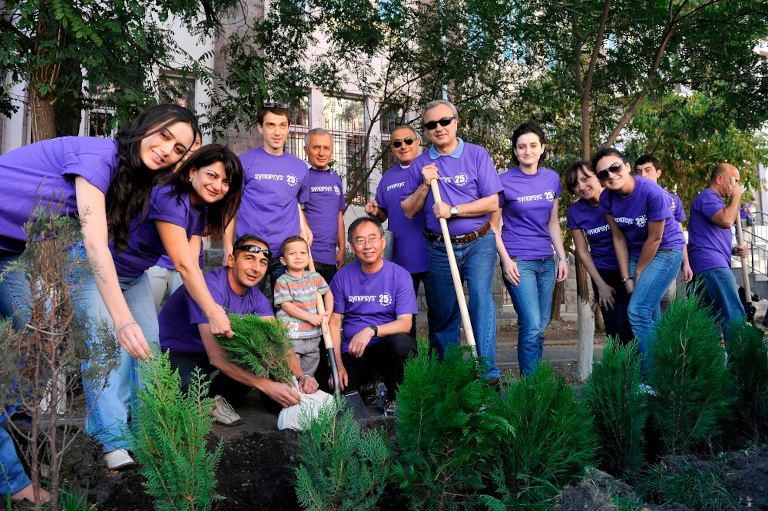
[424,221,491,245]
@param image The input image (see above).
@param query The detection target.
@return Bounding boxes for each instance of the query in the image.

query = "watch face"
[450,206,458,216]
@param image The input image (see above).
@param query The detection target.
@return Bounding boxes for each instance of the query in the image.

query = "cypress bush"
[636,456,736,510]
[294,399,390,511]
[487,361,596,509]
[582,338,647,477]
[393,339,510,510]
[216,312,293,384]
[726,319,768,440]
[132,351,223,511]
[647,293,734,454]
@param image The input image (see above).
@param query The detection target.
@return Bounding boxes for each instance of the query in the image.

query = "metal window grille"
[325,97,368,206]
[286,96,310,160]
[158,73,196,112]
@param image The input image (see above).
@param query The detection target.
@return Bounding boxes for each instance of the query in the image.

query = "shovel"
[430,179,478,357]
[731,177,756,322]
[307,250,369,419]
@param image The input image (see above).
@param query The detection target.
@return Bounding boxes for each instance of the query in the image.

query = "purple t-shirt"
[688,188,733,273]
[111,185,206,277]
[331,260,418,353]
[154,249,203,271]
[566,194,618,271]
[236,147,310,254]
[499,166,561,259]
[159,266,273,353]
[402,139,502,236]
[598,176,685,257]
[0,137,118,254]
[303,168,345,265]
[668,192,686,223]
[375,164,430,273]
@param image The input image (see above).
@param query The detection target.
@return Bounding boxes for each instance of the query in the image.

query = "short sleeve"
[252,291,274,317]
[331,276,346,315]
[566,206,579,230]
[673,195,686,222]
[298,170,310,204]
[273,276,292,306]
[646,186,671,222]
[337,175,346,211]
[474,149,503,198]
[148,189,189,228]
[316,274,330,295]
[394,267,418,316]
[60,139,118,194]
[699,192,726,221]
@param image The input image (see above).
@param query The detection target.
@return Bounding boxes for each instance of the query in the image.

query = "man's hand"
[207,305,233,338]
[733,244,748,258]
[364,199,379,217]
[421,163,438,186]
[348,327,374,358]
[336,249,345,269]
[433,201,452,220]
[261,380,301,408]
[298,375,318,394]
[329,361,349,391]
[681,261,693,283]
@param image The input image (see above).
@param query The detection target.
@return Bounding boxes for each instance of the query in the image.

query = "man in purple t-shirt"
[401,100,502,382]
[688,163,748,338]
[320,217,417,414]
[303,128,346,284]
[223,104,312,295]
[365,124,430,339]
[160,235,319,426]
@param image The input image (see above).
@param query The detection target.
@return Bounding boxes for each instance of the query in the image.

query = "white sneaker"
[212,395,243,426]
[638,383,658,397]
[104,449,136,471]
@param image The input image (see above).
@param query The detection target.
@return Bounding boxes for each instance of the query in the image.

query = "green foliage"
[216,313,293,384]
[647,293,735,454]
[393,340,511,510]
[583,338,647,477]
[132,351,223,511]
[726,320,768,440]
[294,399,390,511]
[488,362,596,509]
[636,456,736,510]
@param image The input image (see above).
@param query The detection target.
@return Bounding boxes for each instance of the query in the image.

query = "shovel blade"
[343,391,369,420]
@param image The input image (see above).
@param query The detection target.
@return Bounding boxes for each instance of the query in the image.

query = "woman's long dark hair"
[160,144,243,241]
[107,104,199,252]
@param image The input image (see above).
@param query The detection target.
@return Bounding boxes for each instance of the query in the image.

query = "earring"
[189,177,193,182]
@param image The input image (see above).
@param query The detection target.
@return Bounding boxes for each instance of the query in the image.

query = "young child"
[274,235,333,376]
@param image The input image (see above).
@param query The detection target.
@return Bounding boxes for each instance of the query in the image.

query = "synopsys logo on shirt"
[347,293,392,306]
[378,293,392,306]
[635,215,647,228]
[544,189,556,202]
[286,174,298,186]
[334,185,341,196]
[454,173,469,186]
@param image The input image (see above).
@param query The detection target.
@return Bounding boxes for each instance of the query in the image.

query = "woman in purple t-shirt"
[492,122,569,376]
[565,161,633,345]
[594,147,685,366]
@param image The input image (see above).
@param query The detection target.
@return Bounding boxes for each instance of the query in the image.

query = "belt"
[424,221,491,245]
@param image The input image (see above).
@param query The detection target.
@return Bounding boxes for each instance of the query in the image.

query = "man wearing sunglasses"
[400,100,503,382]
[160,235,316,426]
[365,125,429,339]
[303,128,346,284]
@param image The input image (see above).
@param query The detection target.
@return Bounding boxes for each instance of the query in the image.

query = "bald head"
[710,163,738,183]
[710,163,741,199]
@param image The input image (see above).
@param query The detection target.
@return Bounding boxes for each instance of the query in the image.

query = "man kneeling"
[320,217,418,415]
[159,235,318,426]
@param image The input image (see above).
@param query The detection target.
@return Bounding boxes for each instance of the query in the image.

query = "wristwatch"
[450,205,459,218]
[369,325,378,336]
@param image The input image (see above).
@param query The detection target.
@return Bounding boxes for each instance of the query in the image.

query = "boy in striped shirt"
[274,236,334,375]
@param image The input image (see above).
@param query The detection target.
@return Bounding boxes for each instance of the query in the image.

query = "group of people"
[0,98,749,503]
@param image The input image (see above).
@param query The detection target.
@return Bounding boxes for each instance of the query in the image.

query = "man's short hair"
[304,127,332,148]
[280,235,308,256]
[421,100,458,121]
[256,103,291,126]
[710,163,731,183]
[347,217,385,243]
[233,234,270,257]
[391,124,418,138]
[634,154,662,173]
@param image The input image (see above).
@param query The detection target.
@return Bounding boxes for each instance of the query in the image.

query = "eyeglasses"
[233,243,272,259]
[392,137,415,148]
[596,162,624,181]
[423,116,455,131]
[353,235,382,247]
[262,102,290,109]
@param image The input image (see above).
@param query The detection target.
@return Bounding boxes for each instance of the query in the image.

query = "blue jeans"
[0,255,29,331]
[692,267,745,341]
[628,250,683,364]
[505,257,556,376]
[81,272,159,453]
[0,424,29,496]
[426,231,498,379]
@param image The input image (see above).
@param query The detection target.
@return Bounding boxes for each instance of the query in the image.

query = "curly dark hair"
[107,104,199,252]
[159,144,243,241]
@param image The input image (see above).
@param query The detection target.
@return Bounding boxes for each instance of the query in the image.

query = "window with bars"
[86,83,117,138]
[159,73,196,112]
[380,105,405,173]
[286,96,310,159]
[325,96,368,206]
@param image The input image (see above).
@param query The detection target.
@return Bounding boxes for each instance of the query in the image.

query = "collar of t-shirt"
[309,165,330,171]
[429,137,465,160]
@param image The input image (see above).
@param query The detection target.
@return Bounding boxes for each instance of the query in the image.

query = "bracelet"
[558,256,567,262]
[621,277,634,283]
[297,374,309,382]
[117,322,138,336]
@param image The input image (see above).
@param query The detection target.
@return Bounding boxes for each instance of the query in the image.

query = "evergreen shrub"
[393,340,510,510]
[726,319,768,440]
[636,456,735,510]
[583,338,647,477]
[216,312,293,384]
[294,399,390,510]
[132,351,223,511]
[487,361,596,509]
[647,293,734,454]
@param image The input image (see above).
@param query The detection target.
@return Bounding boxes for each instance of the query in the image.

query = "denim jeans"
[505,257,556,376]
[425,231,498,379]
[81,272,159,453]
[0,255,29,331]
[628,249,683,364]
[692,267,745,342]
[0,424,29,496]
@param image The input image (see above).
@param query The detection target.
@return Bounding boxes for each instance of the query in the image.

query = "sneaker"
[375,384,388,412]
[212,395,243,426]
[384,399,398,417]
[104,449,136,471]
[638,383,658,397]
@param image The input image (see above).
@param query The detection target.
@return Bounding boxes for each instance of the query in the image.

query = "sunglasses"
[233,243,272,259]
[262,102,290,109]
[392,137,415,148]
[424,116,455,131]
[596,162,624,181]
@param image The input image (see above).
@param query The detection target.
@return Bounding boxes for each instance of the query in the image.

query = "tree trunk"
[575,255,595,381]
[550,280,564,321]
[30,86,58,142]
